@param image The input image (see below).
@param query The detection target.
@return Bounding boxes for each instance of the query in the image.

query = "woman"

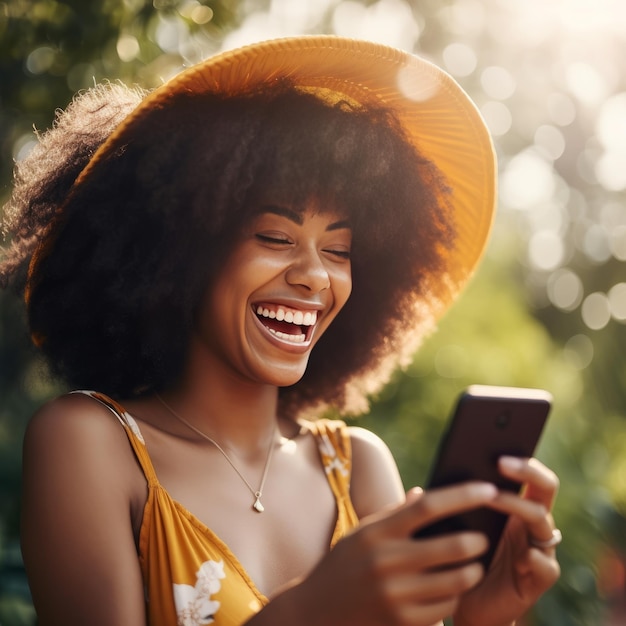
[1,37,560,625]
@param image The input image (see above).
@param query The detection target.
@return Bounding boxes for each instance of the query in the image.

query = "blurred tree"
[1,0,237,189]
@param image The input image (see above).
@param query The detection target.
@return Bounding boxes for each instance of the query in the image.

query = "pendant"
[253,494,264,513]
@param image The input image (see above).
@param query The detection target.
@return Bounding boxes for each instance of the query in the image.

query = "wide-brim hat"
[33,35,497,320]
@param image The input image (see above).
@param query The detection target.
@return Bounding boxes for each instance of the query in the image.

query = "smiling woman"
[0,36,560,626]
[5,76,454,415]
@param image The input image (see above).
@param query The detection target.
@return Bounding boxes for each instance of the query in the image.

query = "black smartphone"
[412,385,552,569]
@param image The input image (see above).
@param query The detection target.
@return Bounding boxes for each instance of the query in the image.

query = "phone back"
[413,385,552,569]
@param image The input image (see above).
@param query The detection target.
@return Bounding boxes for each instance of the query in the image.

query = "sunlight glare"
[481,66,516,100]
[440,0,486,37]
[566,62,609,107]
[547,268,583,311]
[332,0,421,51]
[500,149,556,211]
[397,64,440,103]
[609,226,626,262]
[582,225,612,264]
[442,43,477,78]
[581,292,611,330]
[117,35,140,62]
[269,0,332,31]
[595,93,626,191]
[528,231,564,271]
[608,283,626,322]
[534,125,566,161]
[547,93,577,127]
[480,101,512,137]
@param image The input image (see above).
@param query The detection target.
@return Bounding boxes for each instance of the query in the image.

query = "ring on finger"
[529,528,562,549]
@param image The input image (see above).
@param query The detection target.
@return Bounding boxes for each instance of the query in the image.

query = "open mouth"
[254,304,318,345]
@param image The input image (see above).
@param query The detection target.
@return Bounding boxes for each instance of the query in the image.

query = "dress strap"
[304,418,360,545]
[70,390,159,486]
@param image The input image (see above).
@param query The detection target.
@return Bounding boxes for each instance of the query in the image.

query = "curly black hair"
[1,79,454,417]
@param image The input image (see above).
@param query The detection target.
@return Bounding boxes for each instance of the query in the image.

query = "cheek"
[333,267,353,312]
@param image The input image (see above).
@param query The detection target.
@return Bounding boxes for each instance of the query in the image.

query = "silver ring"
[529,528,562,549]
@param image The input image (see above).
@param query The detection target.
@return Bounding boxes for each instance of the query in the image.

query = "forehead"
[252,188,351,219]
[251,203,352,231]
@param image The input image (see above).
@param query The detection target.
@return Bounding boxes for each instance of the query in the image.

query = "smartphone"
[412,385,552,569]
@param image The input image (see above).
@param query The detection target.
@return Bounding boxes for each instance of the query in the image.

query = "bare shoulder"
[23,391,145,501]
[22,393,147,623]
[26,392,125,443]
[347,426,406,519]
[348,425,393,453]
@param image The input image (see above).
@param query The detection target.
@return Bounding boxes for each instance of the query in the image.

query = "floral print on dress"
[121,411,145,444]
[173,559,226,625]
[317,430,349,477]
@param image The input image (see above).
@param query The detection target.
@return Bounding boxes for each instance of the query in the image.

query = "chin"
[250,357,309,388]
[264,369,307,389]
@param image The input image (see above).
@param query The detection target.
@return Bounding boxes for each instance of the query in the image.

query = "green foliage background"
[2,1,626,625]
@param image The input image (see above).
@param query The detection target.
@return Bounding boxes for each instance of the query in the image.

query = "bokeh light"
[442,42,477,77]
[582,292,611,330]
[547,268,584,311]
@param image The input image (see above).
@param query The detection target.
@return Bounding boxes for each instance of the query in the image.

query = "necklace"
[156,394,277,513]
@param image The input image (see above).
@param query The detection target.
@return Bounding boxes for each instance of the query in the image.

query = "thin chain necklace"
[156,394,277,513]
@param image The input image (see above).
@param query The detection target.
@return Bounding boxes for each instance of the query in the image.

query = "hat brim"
[76,35,497,316]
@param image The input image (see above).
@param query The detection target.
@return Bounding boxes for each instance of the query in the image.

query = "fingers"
[516,539,562,585]
[493,456,559,543]
[411,532,490,570]
[402,561,484,600]
[389,562,485,624]
[498,456,559,509]
[375,482,498,539]
[482,456,563,582]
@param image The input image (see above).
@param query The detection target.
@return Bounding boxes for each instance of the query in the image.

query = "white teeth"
[256,306,318,326]
[267,328,306,343]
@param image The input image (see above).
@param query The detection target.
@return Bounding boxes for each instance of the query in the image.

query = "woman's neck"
[160,344,283,453]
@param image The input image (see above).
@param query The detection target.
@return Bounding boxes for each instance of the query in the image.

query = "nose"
[285,246,331,293]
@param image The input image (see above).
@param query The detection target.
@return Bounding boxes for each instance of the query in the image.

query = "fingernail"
[475,483,498,498]
[500,456,523,471]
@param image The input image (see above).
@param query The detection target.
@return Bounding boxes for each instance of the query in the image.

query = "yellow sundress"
[75,391,359,626]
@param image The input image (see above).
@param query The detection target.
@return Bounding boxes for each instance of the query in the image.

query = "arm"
[21,395,147,625]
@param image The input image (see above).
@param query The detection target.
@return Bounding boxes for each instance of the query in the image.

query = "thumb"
[405,486,424,503]
[374,482,498,539]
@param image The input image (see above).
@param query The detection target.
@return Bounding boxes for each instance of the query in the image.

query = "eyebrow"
[258,205,352,232]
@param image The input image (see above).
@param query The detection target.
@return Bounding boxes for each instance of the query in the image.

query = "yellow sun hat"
[30,35,497,319]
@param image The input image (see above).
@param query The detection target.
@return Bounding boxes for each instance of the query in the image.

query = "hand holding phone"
[412,385,552,569]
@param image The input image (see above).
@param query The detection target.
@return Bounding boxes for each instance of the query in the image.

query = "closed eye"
[255,234,292,245]
[324,248,351,260]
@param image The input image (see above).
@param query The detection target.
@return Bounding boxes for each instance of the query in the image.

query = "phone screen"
[412,385,552,569]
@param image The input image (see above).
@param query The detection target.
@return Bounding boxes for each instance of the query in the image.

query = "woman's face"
[192,200,352,387]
